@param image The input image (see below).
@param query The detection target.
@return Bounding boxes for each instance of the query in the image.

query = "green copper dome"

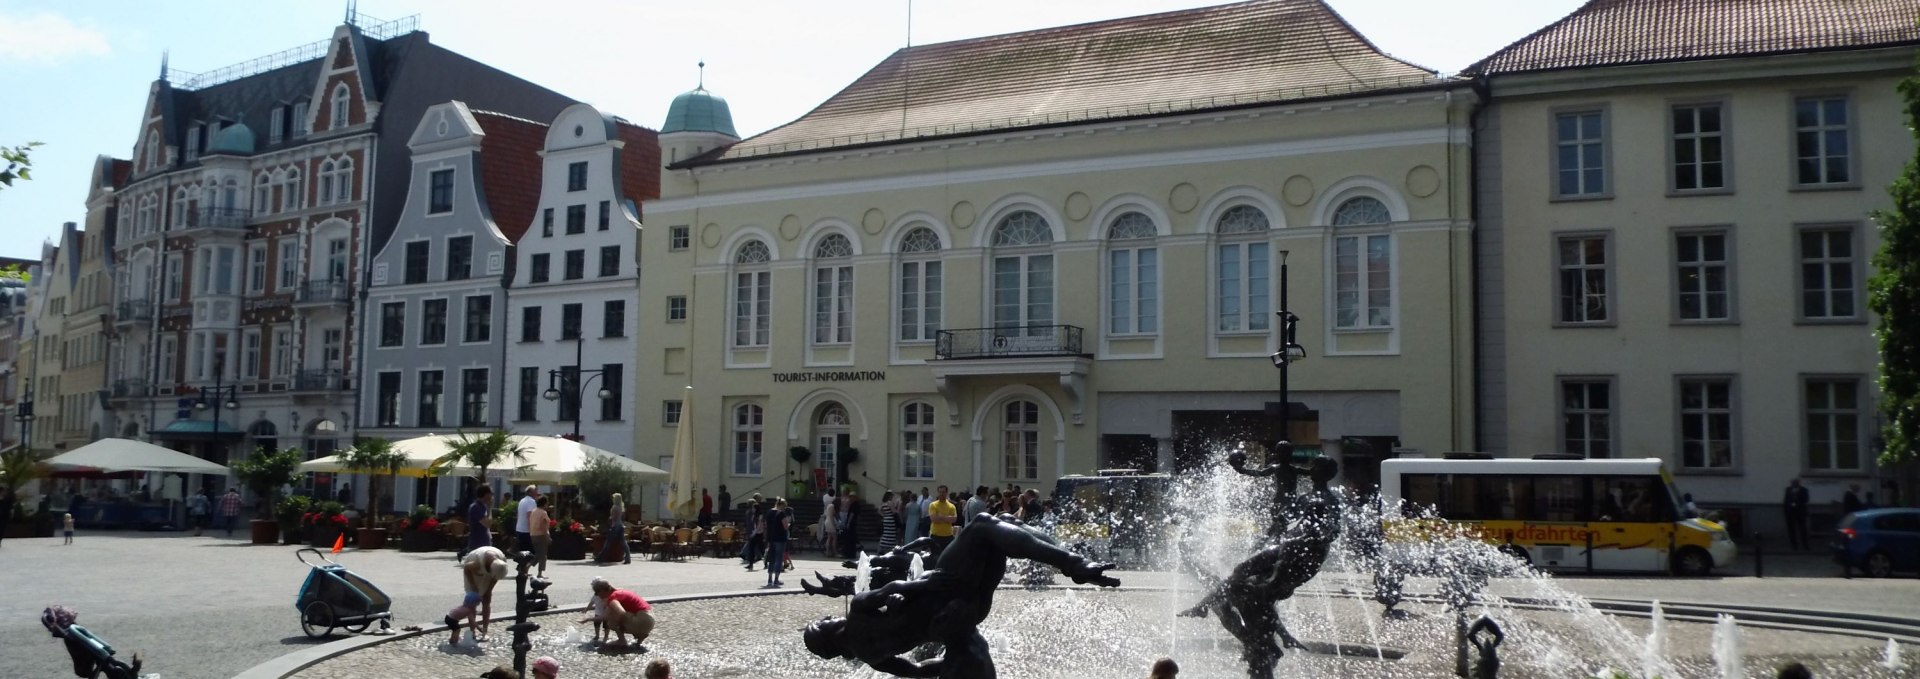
[207,123,255,155]
[661,87,737,137]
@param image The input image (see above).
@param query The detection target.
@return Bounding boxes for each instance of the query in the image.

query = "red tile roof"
[1467,0,1920,76]
[612,121,660,221]
[703,0,1440,164]
[471,110,548,244]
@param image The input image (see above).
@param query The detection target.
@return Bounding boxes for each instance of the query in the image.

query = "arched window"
[1106,212,1159,335]
[1331,196,1393,329]
[248,420,279,456]
[1214,205,1271,333]
[144,131,160,170]
[731,403,764,476]
[990,210,1055,335]
[333,158,354,203]
[283,167,302,211]
[330,84,351,130]
[171,189,192,229]
[732,240,771,347]
[318,160,337,205]
[901,402,936,479]
[815,403,849,485]
[812,234,854,344]
[254,174,272,214]
[221,178,239,212]
[897,226,943,342]
[1002,400,1040,481]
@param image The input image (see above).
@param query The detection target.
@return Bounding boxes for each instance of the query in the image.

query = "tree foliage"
[341,437,407,522]
[233,446,306,519]
[574,455,638,518]
[0,447,49,496]
[1872,66,1920,467]
[430,430,529,486]
[1,142,42,192]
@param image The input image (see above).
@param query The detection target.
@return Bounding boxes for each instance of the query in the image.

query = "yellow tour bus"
[1379,455,1736,576]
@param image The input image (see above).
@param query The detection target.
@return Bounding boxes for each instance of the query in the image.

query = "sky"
[0,0,1584,259]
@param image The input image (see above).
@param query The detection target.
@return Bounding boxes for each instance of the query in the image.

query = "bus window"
[1591,476,1673,523]
[1403,474,1443,515]
[1532,475,1586,522]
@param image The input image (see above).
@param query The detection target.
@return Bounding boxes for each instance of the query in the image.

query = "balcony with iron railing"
[293,279,351,308]
[115,300,154,326]
[934,325,1087,360]
[292,369,350,393]
[176,207,251,234]
[109,378,151,401]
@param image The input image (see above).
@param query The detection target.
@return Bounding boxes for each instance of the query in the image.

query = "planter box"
[282,528,306,545]
[549,532,588,561]
[357,527,389,550]
[250,519,280,545]
[400,529,439,552]
[309,523,345,549]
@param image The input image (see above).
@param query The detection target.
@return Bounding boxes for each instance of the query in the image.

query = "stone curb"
[229,588,801,679]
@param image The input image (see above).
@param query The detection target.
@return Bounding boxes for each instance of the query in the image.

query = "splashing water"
[854,552,873,596]
[908,552,926,581]
[1643,600,1668,679]
[1712,614,1744,679]
[1884,637,1903,671]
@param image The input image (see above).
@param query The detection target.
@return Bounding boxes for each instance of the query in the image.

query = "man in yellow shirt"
[926,485,956,560]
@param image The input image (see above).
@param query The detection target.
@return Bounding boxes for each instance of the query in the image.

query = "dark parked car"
[1832,508,1920,577]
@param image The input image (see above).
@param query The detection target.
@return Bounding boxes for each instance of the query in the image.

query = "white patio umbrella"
[43,438,230,474]
[666,387,700,520]
[392,433,668,484]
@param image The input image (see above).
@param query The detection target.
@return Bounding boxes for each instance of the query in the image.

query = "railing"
[178,207,250,232]
[934,325,1085,360]
[110,379,151,399]
[293,369,348,392]
[295,279,350,305]
[115,300,154,324]
[171,12,420,90]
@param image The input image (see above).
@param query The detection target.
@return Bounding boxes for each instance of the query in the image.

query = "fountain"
[1643,600,1669,679]
[1712,614,1744,679]
[1884,638,1903,671]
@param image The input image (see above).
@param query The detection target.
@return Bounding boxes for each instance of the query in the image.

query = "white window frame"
[1793,94,1856,187]
[1670,100,1730,194]
[668,225,690,251]
[1330,197,1394,330]
[1213,205,1271,334]
[420,298,448,347]
[901,401,936,480]
[1001,400,1040,481]
[1552,106,1610,199]
[1796,224,1861,322]
[662,400,683,426]
[163,253,183,302]
[246,243,267,294]
[811,234,855,345]
[416,369,444,429]
[282,167,302,211]
[666,295,687,323]
[1554,232,1613,326]
[1105,213,1159,336]
[1676,375,1738,472]
[271,328,295,378]
[461,367,490,428]
[158,336,178,383]
[1673,227,1734,323]
[1558,376,1614,458]
[896,226,944,343]
[291,101,309,138]
[277,239,300,292]
[330,84,350,130]
[732,403,764,476]
[253,174,271,214]
[1802,375,1866,473]
[240,329,262,379]
[428,168,455,215]
[731,240,772,348]
[989,211,1056,334]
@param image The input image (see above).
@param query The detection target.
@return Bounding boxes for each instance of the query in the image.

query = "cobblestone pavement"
[1,531,1915,679]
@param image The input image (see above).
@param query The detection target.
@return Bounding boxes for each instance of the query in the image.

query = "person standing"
[717,485,731,523]
[515,485,540,553]
[900,490,920,543]
[837,493,861,559]
[698,488,714,530]
[965,487,990,527]
[878,491,900,551]
[740,494,764,569]
[1842,484,1865,515]
[765,497,792,587]
[528,496,553,578]
[186,489,210,536]
[927,485,957,560]
[465,485,495,558]
[821,492,840,557]
[603,492,631,565]
[1783,479,1811,551]
[218,487,243,537]
[63,512,75,545]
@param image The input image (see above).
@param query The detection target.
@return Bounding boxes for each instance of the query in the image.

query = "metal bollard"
[1752,533,1764,579]
[510,550,543,677]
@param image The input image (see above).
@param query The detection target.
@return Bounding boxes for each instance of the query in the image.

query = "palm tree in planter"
[428,430,529,547]
[340,437,407,549]
[232,446,305,544]
[1,447,52,539]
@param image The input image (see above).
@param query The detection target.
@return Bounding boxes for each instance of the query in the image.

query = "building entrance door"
[816,404,850,489]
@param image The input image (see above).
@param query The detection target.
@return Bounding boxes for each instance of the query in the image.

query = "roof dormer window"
[330,84,350,130]
[269,106,285,144]
[185,123,203,161]
[291,100,310,138]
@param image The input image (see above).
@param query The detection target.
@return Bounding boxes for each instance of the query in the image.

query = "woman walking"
[878,491,900,551]
[528,496,553,577]
[765,497,792,587]
[602,493,631,565]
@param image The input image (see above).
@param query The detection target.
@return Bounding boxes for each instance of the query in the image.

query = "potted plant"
[276,495,313,545]
[492,502,519,551]
[788,446,812,465]
[584,522,605,557]
[307,501,349,548]
[549,518,589,560]
[233,446,305,545]
[398,505,441,552]
[1,447,49,538]
[340,437,407,550]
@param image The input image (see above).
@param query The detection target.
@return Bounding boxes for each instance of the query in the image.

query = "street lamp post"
[194,372,240,457]
[11,390,32,450]
[1269,250,1307,455]
[542,336,612,441]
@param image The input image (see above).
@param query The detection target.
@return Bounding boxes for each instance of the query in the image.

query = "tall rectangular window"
[163,254,183,301]
[271,328,294,377]
[322,328,343,369]
[598,363,623,421]
[420,298,448,345]
[1556,234,1610,324]
[1334,233,1391,329]
[901,402,937,479]
[1555,109,1607,197]
[669,225,690,251]
[565,205,586,235]
[561,303,582,340]
[734,270,771,346]
[376,372,402,427]
[732,403,764,476]
[898,259,942,341]
[541,208,554,238]
[1799,226,1857,320]
[1805,377,1863,471]
[380,302,406,347]
[464,294,492,343]
[1795,95,1852,185]
[159,336,177,383]
[564,249,585,280]
[599,245,621,277]
[445,236,472,281]
[521,306,542,342]
[1107,247,1159,334]
[1560,378,1612,458]
[291,101,309,138]
[666,295,688,322]
[1215,243,1268,332]
[529,253,550,283]
[1675,230,1731,322]
[556,366,580,422]
[603,300,625,338]
[1003,400,1040,481]
[277,240,299,291]
[567,161,587,192]
[516,367,539,422]
[597,201,610,231]
[428,169,454,214]
[404,241,429,284]
[1671,103,1726,191]
[461,368,489,428]
[1679,377,1736,470]
[240,330,262,379]
[813,263,854,344]
[417,370,444,428]
[269,107,285,144]
[247,243,267,294]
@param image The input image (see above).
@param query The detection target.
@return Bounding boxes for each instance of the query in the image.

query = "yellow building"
[634,0,1478,505]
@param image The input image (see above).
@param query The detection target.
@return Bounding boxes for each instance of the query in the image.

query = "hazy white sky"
[0,0,1584,259]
